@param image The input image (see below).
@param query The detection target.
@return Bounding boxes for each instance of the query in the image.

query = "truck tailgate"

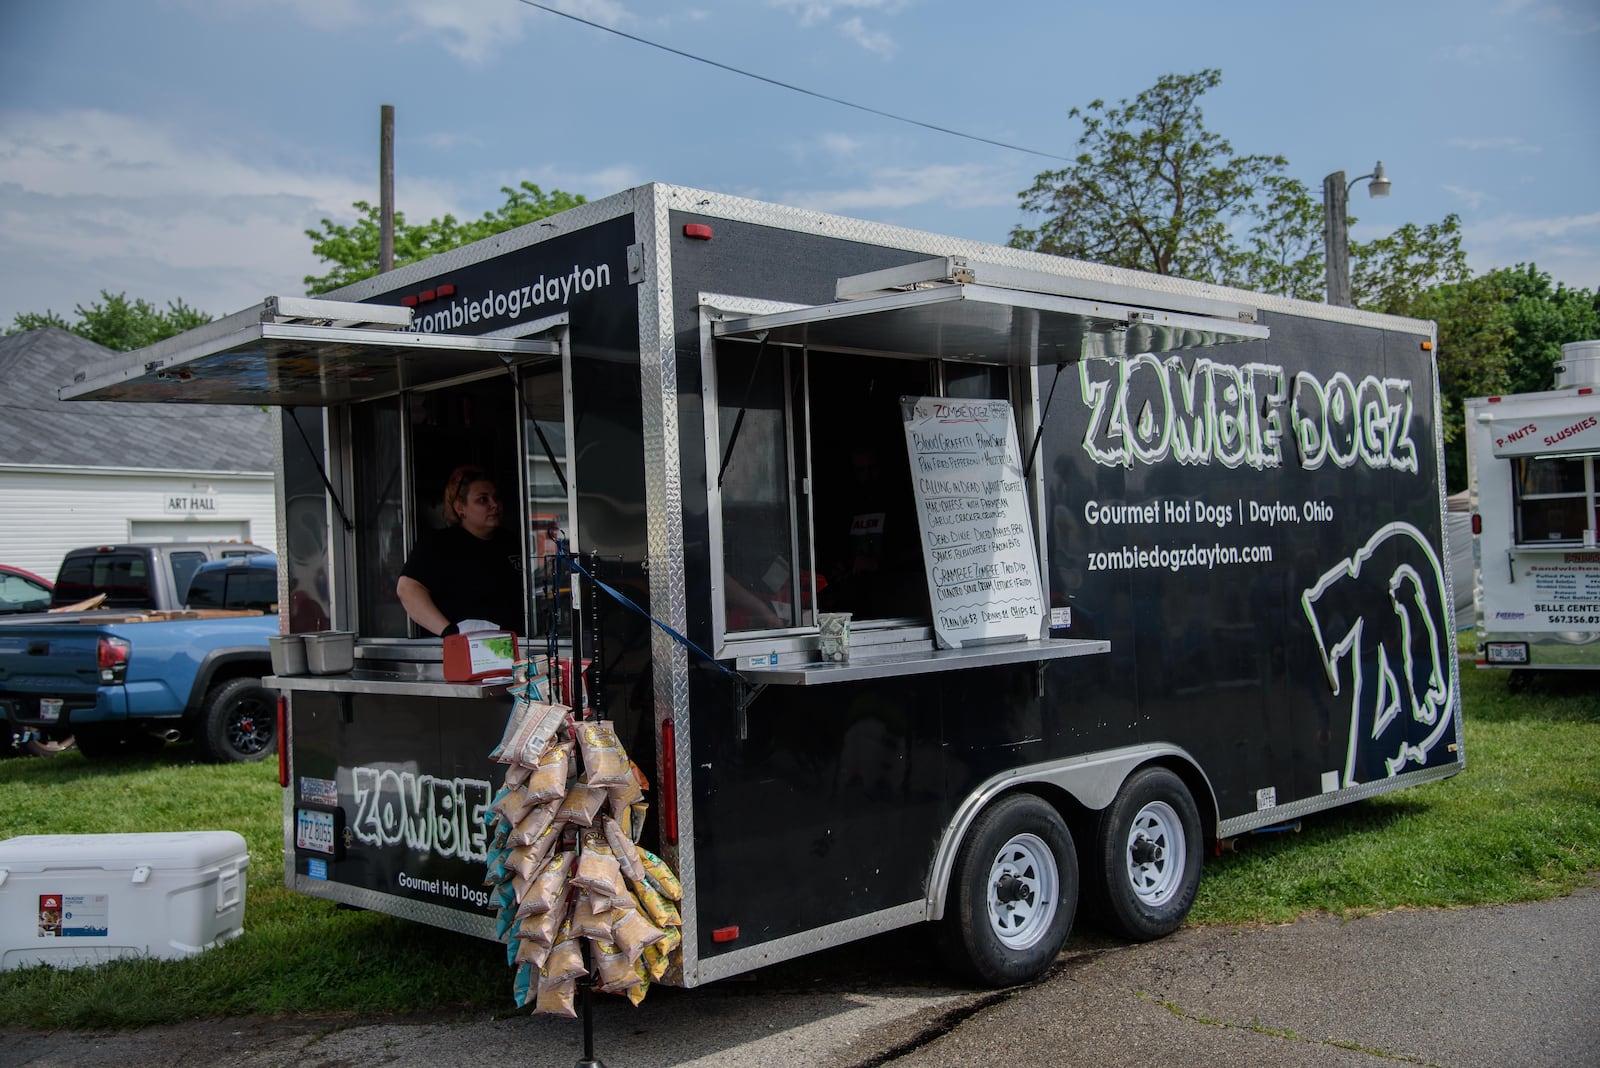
[0,627,106,727]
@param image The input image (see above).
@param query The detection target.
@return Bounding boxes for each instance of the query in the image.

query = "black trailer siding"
[666,211,1454,962]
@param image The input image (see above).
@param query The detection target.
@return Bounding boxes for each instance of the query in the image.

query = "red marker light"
[711,926,739,943]
[660,719,678,844]
[400,295,419,308]
[436,284,456,297]
[277,696,289,788]
[1471,514,1482,535]
[419,289,436,303]
[683,223,713,240]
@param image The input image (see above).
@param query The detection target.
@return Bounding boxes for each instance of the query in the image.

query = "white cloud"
[1449,136,1541,153]
[1464,210,1600,288]
[1443,183,1489,209]
[768,0,910,54]
[839,16,895,57]
[1503,0,1600,32]
[0,109,463,324]
[779,162,1017,215]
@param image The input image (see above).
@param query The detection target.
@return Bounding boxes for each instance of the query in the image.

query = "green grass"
[0,747,507,1027]
[0,662,1595,1027]
[1191,665,1600,923]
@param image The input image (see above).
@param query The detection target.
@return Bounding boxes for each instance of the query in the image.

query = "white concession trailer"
[1466,339,1600,678]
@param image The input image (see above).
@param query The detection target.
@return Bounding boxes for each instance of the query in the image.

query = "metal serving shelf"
[265,670,511,700]
[734,637,1109,686]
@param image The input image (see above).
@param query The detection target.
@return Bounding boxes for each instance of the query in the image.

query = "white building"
[0,329,277,579]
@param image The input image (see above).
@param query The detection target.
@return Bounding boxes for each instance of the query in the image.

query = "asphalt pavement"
[3,885,1596,1068]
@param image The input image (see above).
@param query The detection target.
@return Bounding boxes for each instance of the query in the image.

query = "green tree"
[6,291,211,351]
[1010,69,1287,284]
[1349,215,1471,313]
[1010,69,1471,308]
[1493,263,1600,394]
[304,181,587,294]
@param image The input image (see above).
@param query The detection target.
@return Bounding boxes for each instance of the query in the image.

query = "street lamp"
[1323,161,1391,307]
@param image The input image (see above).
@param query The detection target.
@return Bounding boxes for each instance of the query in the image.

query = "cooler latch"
[0,867,9,888]
[131,864,151,885]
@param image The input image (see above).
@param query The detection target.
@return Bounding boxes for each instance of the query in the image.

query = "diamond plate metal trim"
[288,873,498,939]
[632,185,699,987]
[650,184,1430,335]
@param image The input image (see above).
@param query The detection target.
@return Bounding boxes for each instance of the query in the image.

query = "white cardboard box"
[0,831,249,970]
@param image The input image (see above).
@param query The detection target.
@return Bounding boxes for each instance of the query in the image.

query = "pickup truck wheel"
[1093,767,1203,942]
[938,793,1078,987]
[198,677,276,763]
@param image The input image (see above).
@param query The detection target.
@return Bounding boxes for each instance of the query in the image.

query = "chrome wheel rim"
[986,832,1058,950]
[1124,800,1185,906]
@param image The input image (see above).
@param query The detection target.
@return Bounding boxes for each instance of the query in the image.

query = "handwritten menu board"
[901,396,1046,649]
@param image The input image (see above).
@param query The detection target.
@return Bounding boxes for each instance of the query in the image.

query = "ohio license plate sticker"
[38,698,62,722]
[296,808,336,855]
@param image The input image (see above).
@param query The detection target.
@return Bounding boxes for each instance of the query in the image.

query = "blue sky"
[1,0,1595,329]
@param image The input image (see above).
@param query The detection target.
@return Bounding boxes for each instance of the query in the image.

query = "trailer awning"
[60,296,562,406]
[711,282,1269,365]
[1480,400,1600,458]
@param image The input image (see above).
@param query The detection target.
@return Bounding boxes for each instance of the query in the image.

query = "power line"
[513,1,1072,163]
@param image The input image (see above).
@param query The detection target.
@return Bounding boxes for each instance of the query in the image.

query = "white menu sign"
[901,396,1046,649]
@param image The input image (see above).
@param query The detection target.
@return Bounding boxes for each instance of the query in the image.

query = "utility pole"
[1322,171,1350,307]
[380,104,395,274]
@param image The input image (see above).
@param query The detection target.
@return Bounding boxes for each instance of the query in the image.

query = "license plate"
[1485,642,1529,665]
[38,698,63,723]
[295,808,336,855]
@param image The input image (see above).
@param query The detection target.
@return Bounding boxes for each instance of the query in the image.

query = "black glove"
[440,622,459,637]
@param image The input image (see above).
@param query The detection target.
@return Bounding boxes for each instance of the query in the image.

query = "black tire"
[196,677,276,763]
[938,793,1078,987]
[1094,767,1203,942]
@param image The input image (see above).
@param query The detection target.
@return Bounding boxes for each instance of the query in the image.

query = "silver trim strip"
[1218,760,1463,838]
[688,901,926,986]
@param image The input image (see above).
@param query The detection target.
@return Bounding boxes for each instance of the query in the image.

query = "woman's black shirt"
[400,525,523,632]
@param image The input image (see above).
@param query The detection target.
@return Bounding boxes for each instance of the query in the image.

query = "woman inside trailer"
[397,464,524,636]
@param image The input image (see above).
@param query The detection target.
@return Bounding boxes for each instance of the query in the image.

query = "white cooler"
[0,831,249,970]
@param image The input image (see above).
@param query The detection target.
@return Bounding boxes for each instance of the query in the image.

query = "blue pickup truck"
[0,551,279,763]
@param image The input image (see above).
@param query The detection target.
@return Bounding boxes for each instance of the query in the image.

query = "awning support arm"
[288,408,355,533]
[501,359,569,496]
[1023,362,1067,480]
[716,331,770,490]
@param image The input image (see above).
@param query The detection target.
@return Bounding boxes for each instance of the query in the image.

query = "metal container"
[303,631,354,675]
[1555,340,1600,388]
[268,634,306,676]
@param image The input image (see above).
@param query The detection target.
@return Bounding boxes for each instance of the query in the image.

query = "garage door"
[128,520,251,543]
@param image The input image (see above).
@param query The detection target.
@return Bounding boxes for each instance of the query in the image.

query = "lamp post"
[1323,161,1391,307]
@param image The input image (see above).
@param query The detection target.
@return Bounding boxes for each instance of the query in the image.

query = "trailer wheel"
[1095,767,1202,941]
[939,793,1078,987]
[197,678,277,764]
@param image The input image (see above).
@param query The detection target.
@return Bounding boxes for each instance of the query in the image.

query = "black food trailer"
[63,183,1463,988]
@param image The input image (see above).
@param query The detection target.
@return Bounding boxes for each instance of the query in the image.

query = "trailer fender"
[925,743,1216,922]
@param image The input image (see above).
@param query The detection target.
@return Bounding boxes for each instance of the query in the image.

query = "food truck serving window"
[707,272,1268,655]
[1513,455,1599,545]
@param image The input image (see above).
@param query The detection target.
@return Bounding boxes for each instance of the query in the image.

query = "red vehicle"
[0,565,52,616]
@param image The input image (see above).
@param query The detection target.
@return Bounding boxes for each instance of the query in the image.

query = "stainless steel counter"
[734,637,1109,686]
[265,669,511,700]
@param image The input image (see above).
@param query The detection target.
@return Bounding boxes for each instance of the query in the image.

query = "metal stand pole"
[572,976,607,1068]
